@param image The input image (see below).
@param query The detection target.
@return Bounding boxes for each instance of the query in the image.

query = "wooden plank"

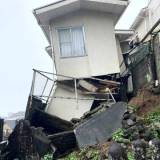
[78,80,98,92]
[99,79,120,87]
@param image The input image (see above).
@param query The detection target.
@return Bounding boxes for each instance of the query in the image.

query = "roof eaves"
[114,0,130,26]
[33,0,67,13]
[34,0,129,15]
[33,9,50,43]
[115,29,134,34]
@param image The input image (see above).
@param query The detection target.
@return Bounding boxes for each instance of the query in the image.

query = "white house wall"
[134,0,160,40]
[51,10,120,79]
[46,86,94,121]
[115,37,126,74]
[148,0,160,29]
[135,17,150,40]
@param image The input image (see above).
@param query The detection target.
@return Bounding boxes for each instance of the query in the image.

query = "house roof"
[33,0,129,42]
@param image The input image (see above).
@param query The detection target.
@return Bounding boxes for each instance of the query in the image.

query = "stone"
[127,119,135,126]
[108,142,128,160]
[132,139,147,160]
[129,113,136,122]
[149,138,160,160]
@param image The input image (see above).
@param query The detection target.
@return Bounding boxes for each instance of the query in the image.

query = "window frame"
[57,26,87,58]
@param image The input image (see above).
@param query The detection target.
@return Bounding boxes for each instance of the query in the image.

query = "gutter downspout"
[49,25,57,74]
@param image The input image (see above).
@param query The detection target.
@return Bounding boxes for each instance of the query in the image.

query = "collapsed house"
[0,0,133,159]
[31,0,130,121]
[1,0,160,159]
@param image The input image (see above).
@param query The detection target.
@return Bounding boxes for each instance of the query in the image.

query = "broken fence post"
[0,118,4,142]
[74,78,79,109]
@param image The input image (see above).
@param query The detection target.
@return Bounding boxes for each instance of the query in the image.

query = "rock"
[141,130,154,141]
[123,112,130,120]
[131,132,140,141]
[136,123,145,134]
[149,138,160,160]
[108,142,128,160]
[152,86,160,94]
[129,113,136,122]
[149,138,160,148]
[127,119,135,126]
[132,139,147,160]
[122,120,129,129]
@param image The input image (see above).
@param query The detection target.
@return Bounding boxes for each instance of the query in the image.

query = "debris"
[78,80,98,92]
[49,131,77,159]
[0,120,40,159]
[27,106,74,134]
[75,102,127,148]
[0,102,127,159]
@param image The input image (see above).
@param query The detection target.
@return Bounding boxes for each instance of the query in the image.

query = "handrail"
[29,69,117,111]
[33,69,119,83]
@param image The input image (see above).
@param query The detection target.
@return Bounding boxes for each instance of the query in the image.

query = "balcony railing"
[25,69,118,119]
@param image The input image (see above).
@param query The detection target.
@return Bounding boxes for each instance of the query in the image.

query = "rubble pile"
[1,89,160,160]
[109,109,160,160]
[61,106,160,160]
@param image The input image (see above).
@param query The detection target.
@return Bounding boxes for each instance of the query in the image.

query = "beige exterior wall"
[46,86,94,121]
[51,10,120,79]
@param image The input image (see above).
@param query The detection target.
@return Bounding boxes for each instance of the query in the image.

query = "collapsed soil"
[129,89,160,117]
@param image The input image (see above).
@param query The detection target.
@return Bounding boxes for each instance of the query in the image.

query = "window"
[58,26,86,58]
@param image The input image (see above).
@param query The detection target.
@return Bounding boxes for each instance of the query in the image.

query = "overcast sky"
[0,0,150,117]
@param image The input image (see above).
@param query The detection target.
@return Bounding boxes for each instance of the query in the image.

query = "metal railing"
[28,69,117,109]
[29,69,54,104]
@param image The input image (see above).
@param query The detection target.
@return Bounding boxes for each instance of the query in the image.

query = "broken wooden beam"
[99,79,120,87]
[78,80,98,92]
[49,131,77,158]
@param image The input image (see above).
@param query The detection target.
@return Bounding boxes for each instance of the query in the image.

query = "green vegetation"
[112,128,124,141]
[43,153,52,160]
[127,151,135,160]
[112,128,130,144]
[146,111,160,124]
[145,111,160,138]
[62,152,78,160]
[61,148,101,160]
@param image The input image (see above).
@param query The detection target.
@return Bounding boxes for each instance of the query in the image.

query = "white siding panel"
[51,10,120,79]
[46,86,94,121]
